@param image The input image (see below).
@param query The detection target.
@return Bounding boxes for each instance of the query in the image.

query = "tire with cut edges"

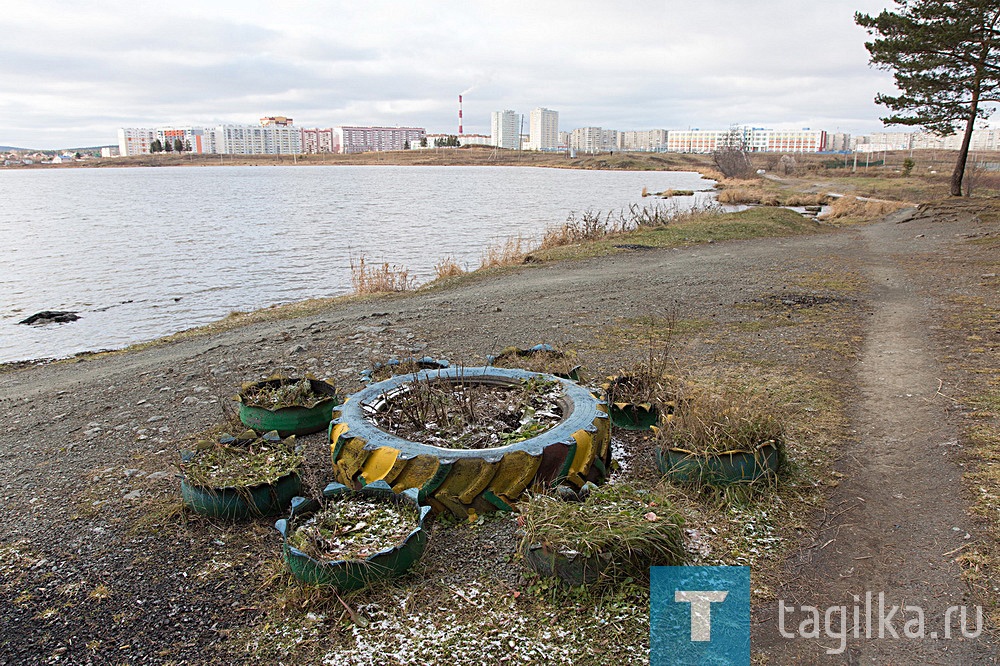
[330,367,611,518]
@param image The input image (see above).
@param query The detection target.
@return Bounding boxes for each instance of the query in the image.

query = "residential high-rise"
[528,108,559,151]
[333,126,425,153]
[491,110,520,150]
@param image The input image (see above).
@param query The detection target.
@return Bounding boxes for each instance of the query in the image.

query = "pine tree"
[856,1,1000,196]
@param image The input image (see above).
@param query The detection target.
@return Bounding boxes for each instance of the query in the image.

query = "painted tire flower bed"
[601,374,672,430]
[486,344,582,381]
[275,481,431,590]
[237,376,340,436]
[179,429,303,520]
[519,484,686,585]
[330,367,611,518]
[653,388,785,486]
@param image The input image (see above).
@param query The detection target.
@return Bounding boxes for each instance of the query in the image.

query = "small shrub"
[782,193,831,207]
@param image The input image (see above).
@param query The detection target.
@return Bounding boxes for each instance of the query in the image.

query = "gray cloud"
[0,0,899,149]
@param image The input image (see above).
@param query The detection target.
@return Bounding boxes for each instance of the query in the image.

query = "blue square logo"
[650,566,750,665]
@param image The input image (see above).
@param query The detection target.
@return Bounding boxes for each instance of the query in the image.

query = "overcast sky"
[2,0,902,149]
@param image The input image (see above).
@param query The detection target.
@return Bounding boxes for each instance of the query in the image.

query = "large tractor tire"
[330,367,610,518]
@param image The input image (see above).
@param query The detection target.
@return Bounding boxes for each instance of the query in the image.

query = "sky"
[1,0,903,150]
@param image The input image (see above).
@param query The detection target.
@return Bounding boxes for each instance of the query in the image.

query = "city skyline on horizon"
[5,0,997,150]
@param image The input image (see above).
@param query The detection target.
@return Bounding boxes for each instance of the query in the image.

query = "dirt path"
[755,211,997,663]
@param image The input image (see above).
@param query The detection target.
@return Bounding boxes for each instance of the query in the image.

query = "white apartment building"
[491,110,520,150]
[569,127,620,153]
[854,128,1000,152]
[664,128,826,153]
[334,126,425,153]
[118,128,158,156]
[215,123,301,155]
[528,108,559,151]
[117,119,300,156]
[621,130,668,152]
[459,134,491,146]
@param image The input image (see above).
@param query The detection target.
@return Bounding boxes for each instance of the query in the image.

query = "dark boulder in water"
[18,311,80,325]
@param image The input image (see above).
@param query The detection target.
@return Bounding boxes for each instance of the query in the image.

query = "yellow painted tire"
[330,367,610,518]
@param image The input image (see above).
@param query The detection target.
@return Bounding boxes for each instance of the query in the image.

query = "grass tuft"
[350,254,414,294]
[518,483,686,581]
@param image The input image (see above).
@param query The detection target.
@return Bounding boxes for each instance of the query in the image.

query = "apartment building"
[117,119,299,156]
[215,123,301,154]
[117,128,158,156]
[528,108,559,151]
[621,129,668,152]
[665,128,826,153]
[569,127,620,153]
[491,110,520,150]
[854,127,1000,152]
[301,128,339,153]
[334,126,426,153]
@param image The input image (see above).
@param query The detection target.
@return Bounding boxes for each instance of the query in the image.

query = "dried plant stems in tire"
[179,430,303,519]
[275,481,431,591]
[486,344,582,381]
[330,367,611,518]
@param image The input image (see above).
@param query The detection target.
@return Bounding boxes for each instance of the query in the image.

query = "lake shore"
[7,145,720,175]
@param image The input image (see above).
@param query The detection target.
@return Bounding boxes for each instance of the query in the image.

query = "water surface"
[0,165,714,362]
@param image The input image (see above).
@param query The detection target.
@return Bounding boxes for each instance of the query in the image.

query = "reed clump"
[716,186,780,206]
[479,236,529,269]
[350,254,414,294]
[433,256,466,279]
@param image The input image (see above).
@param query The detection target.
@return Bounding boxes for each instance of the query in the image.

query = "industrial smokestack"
[458,94,463,136]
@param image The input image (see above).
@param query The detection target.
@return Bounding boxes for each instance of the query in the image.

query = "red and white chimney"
[458,95,463,136]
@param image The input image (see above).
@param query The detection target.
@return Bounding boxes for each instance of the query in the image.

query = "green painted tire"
[656,442,782,485]
[524,543,612,585]
[180,471,301,520]
[238,378,340,436]
[275,481,430,591]
[330,367,611,518]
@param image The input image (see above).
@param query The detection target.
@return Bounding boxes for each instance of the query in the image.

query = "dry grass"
[653,382,785,457]
[819,195,910,222]
[350,254,414,294]
[716,186,780,206]
[782,193,831,207]
[518,483,687,580]
[433,256,465,279]
[479,236,528,269]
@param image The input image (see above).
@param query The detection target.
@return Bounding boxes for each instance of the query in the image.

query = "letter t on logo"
[675,591,729,641]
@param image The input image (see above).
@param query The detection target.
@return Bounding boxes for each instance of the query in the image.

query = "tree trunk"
[951,74,983,197]
[951,108,979,196]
